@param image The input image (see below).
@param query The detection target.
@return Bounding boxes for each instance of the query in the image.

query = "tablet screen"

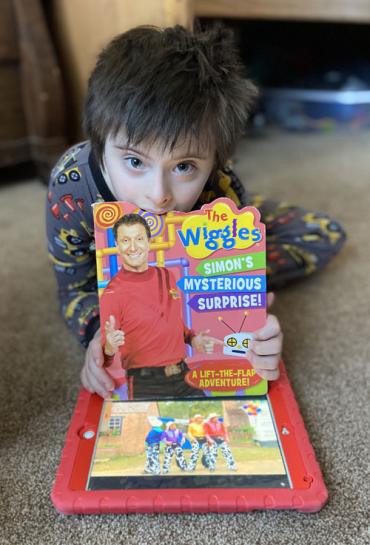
[87,397,291,490]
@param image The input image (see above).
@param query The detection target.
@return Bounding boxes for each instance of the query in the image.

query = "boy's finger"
[81,366,94,393]
[94,367,115,392]
[109,315,116,328]
[89,341,105,368]
[82,365,102,394]
[256,368,280,381]
[90,378,110,398]
[86,365,114,397]
[88,356,115,389]
[252,314,281,341]
[267,292,275,309]
[90,351,104,368]
[249,353,280,371]
[249,336,282,356]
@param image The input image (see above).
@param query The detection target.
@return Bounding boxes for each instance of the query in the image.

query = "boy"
[46,25,345,399]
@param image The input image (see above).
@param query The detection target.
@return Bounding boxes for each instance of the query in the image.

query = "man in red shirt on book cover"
[101,213,222,399]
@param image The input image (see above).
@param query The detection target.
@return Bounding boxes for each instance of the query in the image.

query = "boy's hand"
[81,327,115,398]
[191,330,223,354]
[248,292,283,381]
[104,315,125,356]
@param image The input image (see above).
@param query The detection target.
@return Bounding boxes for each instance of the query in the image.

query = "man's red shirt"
[101,266,194,369]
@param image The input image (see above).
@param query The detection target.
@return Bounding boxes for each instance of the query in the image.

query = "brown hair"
[113,214,151,240]
[84,25,258,174]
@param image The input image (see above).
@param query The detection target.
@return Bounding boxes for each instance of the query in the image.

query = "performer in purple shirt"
[162,422,187,474]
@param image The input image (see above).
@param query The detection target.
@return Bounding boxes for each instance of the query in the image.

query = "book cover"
[93,197,267,400]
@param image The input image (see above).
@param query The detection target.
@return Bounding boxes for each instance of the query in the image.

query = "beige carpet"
[0,130,369,545]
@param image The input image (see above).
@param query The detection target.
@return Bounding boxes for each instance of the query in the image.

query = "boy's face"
[103,132,215,213]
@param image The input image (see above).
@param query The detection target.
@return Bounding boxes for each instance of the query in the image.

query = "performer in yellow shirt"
[187,415,210,471]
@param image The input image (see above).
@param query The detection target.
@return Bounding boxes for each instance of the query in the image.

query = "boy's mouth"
[143,208,168,215]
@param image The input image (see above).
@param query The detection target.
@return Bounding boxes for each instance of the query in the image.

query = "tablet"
[51,361,328,514]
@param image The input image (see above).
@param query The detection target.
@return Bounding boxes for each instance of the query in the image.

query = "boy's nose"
[149,173,172,208]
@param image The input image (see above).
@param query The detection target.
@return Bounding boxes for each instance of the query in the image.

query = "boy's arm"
[46,167,99,348]
[216,166,346,290]
[46,147,117,397]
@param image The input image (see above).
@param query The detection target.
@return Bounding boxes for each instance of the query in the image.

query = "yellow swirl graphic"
[95,203,122,229]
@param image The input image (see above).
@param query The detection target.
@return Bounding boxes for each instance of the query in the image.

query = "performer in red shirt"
[101,213,222,399]
[204,413,237,471]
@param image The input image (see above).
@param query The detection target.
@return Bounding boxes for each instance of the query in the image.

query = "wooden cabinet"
[48,0,370,142]
[0,0,67,179]
[195,0,370,23]
[49,0,194,140]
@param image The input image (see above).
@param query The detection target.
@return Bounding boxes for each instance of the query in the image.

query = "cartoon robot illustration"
[218,312,253,357]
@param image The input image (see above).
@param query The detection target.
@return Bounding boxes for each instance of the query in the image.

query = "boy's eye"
[125,157,144,169]
[175,162,195,175]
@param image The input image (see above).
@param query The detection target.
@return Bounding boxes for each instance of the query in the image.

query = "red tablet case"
[51,360,328,514]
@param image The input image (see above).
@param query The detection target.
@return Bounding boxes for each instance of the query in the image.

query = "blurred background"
[2,0,370,181]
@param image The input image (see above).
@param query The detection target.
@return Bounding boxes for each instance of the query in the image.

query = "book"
[93,197,267,400]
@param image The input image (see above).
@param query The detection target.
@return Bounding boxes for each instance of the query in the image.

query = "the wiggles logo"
[177,202,262,259]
